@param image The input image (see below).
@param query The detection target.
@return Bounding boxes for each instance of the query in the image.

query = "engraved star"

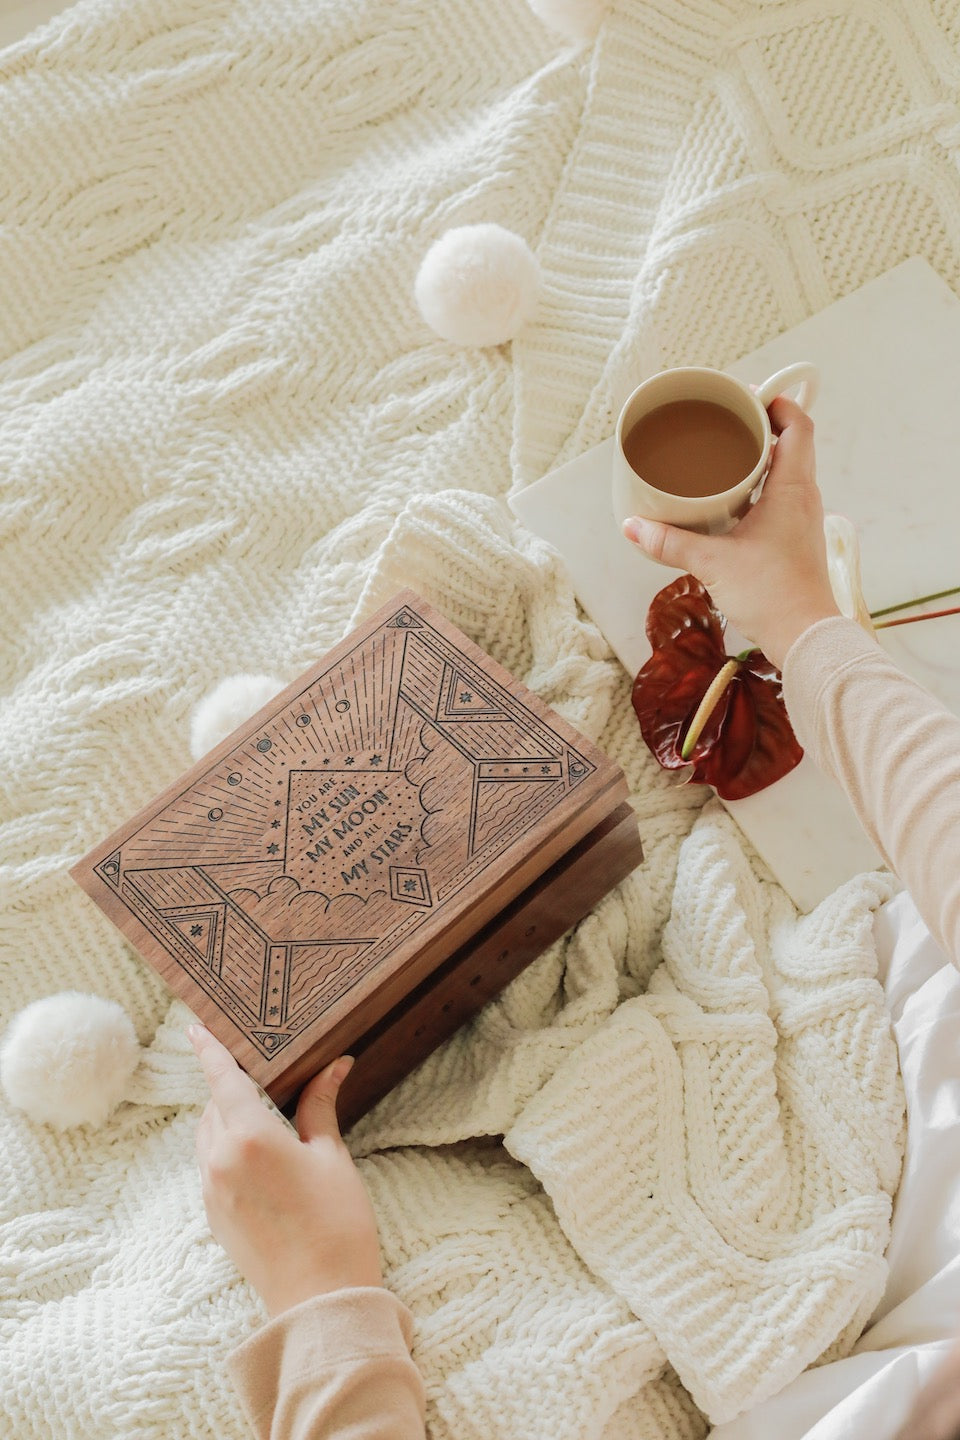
[271,987,278,994]
[370,754,382,765]
[403,879,417,892]
[344,756,354,765]
[267,843,279,854]
[541,764,551,774]
[269,1006,279,1017]
[190,924,202,937]
[275,800,281,806]
[270,819,281,829]
[460,692,473,703]
[323,757,330,765]
[522,766,529,773]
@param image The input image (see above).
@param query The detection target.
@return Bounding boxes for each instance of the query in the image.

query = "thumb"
[295,1055,354,1144]
[622,516,703,571]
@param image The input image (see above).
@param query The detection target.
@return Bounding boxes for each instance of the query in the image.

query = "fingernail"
[187,1023,209,1046]
[330,1055,355,1085]
[622,517,647,544]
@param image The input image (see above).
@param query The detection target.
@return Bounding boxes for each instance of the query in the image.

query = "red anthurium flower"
[631,574,803,801]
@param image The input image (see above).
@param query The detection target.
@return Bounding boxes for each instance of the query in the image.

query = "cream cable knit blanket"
[8,0,956,1434]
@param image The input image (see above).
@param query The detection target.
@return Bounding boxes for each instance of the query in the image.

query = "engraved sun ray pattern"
[84,604,595,1061]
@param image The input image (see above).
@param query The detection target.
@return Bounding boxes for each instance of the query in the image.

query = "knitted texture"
[6,0,953,1433]
[506,809,904,1424]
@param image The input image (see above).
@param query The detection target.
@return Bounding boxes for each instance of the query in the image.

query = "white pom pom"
[415,224,540,347]
[526,0,609,40]
[1,993,140,1129]
[190,673,286,760]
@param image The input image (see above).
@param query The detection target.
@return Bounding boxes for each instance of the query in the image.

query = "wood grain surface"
[70,590,642,1107]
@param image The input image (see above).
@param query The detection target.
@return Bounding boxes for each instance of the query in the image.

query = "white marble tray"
[510,258,960,911]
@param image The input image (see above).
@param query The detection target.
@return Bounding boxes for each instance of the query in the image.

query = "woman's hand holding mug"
[615,364,840,669]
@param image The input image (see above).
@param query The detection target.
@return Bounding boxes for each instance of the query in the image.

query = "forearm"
[782,617,960,967]
[226,1287,426,1440]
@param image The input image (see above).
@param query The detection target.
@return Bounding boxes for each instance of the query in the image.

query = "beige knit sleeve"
[781,616,960,967]
[225,1287,426,1440]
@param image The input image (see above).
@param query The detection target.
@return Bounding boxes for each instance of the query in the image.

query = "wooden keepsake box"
[70,591,642,1127]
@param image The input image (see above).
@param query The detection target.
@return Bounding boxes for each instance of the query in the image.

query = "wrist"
[765,600,841,672]
[262,1258,384,1319]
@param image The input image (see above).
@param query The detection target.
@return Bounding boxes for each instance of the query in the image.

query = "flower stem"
[680,659,739,760]
[870,585,960,620]
[874,605,960,630]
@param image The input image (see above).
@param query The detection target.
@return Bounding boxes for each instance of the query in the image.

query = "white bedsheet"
[711,890,960,1439]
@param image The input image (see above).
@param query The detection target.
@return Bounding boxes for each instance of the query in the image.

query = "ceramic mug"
[611,361,819,537]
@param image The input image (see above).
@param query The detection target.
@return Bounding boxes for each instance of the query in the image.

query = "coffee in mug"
[611,362,819,536]
[622,398,761,499]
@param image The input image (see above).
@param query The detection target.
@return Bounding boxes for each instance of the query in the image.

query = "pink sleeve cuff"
[226,1286,425,1439]
[781,615,884,749]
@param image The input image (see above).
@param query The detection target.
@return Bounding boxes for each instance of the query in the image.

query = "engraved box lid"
[70,591,628,1092]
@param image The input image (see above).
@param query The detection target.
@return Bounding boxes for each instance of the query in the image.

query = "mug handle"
[754,361,819,414]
